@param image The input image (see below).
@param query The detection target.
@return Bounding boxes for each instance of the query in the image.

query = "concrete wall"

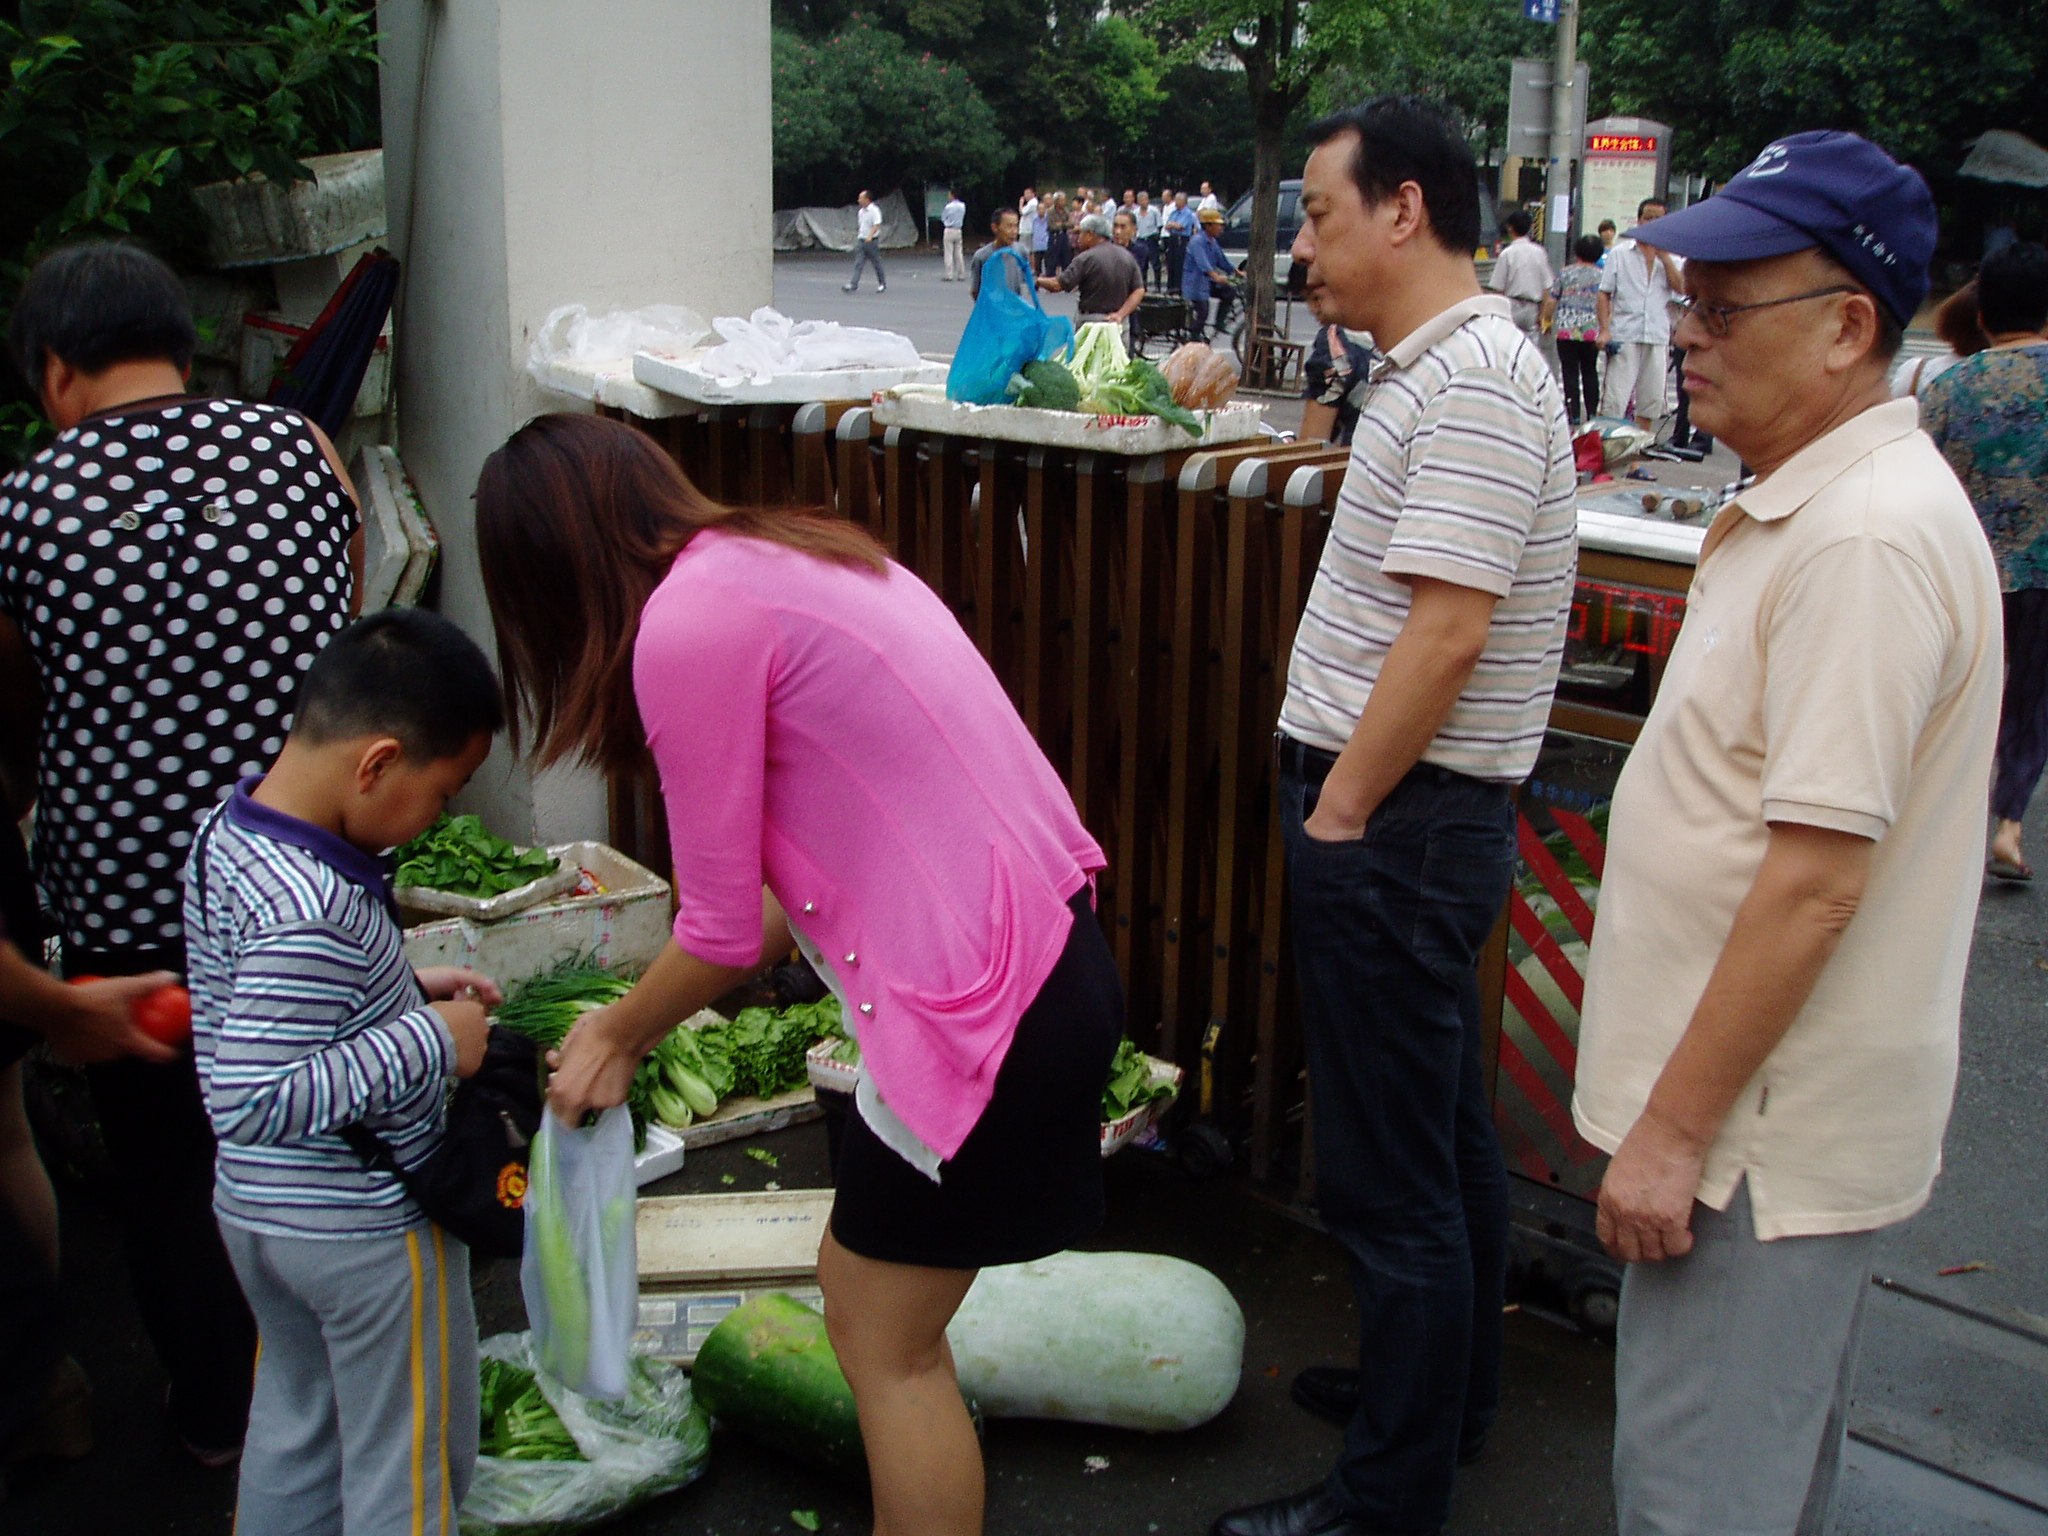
[378,0,772,842]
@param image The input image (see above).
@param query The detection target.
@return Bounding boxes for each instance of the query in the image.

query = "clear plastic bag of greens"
[521,1106,638,1399]
[459,1331,711,1536]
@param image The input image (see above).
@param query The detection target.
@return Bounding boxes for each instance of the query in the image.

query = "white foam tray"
[633,347,949,405]
[870,393,1266,456]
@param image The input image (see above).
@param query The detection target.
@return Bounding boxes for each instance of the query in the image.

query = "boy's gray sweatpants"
[220,1220,478,1536]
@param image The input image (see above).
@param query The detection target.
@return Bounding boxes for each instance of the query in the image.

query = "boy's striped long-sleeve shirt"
[184,779,456,1240]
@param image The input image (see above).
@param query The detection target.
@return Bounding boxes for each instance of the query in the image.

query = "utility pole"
[1545,0,1579,270]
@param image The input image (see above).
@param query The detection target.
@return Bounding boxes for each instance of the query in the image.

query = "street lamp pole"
[1546,0,1579,270]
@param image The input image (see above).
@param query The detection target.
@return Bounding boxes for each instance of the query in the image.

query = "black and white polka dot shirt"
[0,398,356,954]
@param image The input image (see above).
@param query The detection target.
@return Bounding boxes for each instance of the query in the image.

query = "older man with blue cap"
[1572,131,2003,1535]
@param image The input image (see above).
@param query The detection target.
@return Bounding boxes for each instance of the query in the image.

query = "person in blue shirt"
[1181,207,1239,343]
[1164,191,1200,294]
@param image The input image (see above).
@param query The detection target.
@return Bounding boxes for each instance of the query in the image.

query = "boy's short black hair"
[1976,240,2048,336]
[292,610,504,761]
[1505,209,1533,239]
[1575,233,1607,263]
[1306,96,1481,257]
[8,242,197,388]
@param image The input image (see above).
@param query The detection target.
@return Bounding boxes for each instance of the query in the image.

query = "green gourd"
[690,1293,868,1484]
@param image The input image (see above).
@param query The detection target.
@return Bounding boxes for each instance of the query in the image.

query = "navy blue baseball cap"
[1628,130,1936,326]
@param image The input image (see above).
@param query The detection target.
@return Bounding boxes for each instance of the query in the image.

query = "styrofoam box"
[633,347,949,406]
[400,841,671,991]
[869,392,1266,456]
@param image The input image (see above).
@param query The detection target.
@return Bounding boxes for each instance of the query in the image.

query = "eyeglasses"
[1671,285,1859,338]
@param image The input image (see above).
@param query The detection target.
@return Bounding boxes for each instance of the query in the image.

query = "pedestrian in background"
[1545,234,1608,426]
[1165,191,1198,296]
[844,189,886,293]
[1597,197,1682,436]
[1039,214,1145,330]
[1597,218,1618,258]
[1921,240,2048,882]
[1894,281,1986,399]
[1181,208,1238,344]
[1489,208,1554,345]
[1213,94,1575,1536]
[1046,193,1073,276]
[1018,187,1041,275]
[1197,180,1223,215]
[1135,190,1163,287]
[1575,131,1998,1536]
[1297,320,1376,447]
[941,191,967,282]
[969,208,1030,301]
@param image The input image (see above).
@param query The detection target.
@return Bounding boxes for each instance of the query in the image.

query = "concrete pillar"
[377,0,771,842]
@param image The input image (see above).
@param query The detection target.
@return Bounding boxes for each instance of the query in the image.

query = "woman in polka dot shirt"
[0,241,363,1462]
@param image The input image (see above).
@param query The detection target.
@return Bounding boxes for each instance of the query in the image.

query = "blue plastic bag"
[946,248,1075,404]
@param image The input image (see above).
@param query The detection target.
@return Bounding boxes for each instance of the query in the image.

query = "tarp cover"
[1959,130,2048,189]
[773,189,920,251]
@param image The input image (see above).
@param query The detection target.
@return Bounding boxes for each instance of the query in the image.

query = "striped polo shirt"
[185,779,454,1240]
[1280,294,1578,782]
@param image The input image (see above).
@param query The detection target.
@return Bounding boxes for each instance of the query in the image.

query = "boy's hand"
[433,1000,490,1078]
[416,966,503,1008]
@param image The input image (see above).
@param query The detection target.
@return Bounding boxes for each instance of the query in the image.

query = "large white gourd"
[945,1250,1243,1431]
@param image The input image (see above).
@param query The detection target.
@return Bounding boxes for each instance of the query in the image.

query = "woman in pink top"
[475,415,1118,1536]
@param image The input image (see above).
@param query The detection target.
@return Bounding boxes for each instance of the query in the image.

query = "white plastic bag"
[525,303,708,382]
[697,304,923,384]
[521,1106,638,1400]
[459,1331,710,1536]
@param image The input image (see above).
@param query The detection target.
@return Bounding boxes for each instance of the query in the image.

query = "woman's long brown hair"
[475,412,887,773]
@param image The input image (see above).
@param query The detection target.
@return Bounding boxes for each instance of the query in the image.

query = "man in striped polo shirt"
[1213,98,1576,1536]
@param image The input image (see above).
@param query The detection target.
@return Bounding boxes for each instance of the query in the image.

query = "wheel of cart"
[1131,293,1194,358]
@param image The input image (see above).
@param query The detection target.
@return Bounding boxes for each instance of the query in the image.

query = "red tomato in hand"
[132,985,193,1047]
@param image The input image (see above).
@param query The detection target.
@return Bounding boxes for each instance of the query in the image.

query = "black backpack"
[343,1024,544,1260]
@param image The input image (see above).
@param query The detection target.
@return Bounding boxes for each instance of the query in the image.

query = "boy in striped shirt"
[185,609,504,1536]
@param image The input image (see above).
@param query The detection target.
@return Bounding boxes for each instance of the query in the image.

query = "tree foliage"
[1576,0,2048,186]
[772,17,1007,204]
[0,0,379,271]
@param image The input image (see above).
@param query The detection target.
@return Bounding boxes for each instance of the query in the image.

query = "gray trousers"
[1615,1179,1873,1536]
[221,1220,478,1536]
[848,237,886,288]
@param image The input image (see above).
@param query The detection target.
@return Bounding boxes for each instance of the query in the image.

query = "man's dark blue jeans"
[1280,735,1515,1532]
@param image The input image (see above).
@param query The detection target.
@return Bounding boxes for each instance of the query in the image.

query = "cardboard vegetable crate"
[400,841,670,991]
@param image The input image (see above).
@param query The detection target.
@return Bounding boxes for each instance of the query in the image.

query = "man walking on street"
[1018,187,1041,275]
[1597,198,1680,433]
[1489,208,1555,345]
[1575,131,1999,1536]
[845,189,886,293]
[941,191,967,281]
[1210,95,1576,1536]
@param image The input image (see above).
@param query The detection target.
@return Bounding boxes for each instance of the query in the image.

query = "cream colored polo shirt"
[1573,398,2001,1240]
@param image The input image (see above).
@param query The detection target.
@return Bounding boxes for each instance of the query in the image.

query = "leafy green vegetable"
[700,998,842,1102]
[479,1356,583,1462]
[394,813,559,898]
[525,1121,593,1392]
[792,1512,821,1532]
[1069,322,1131,405]
[1102,1038,1174,1119]
[1084,358,1202,436]
[1008,357,1082,411]
[746,1147,780,1168]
